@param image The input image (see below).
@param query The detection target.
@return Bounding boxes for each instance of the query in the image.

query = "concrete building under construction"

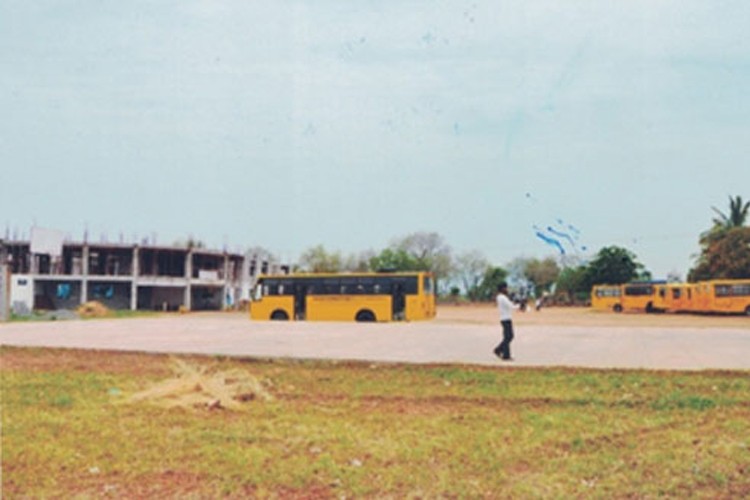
[0,228,286,315]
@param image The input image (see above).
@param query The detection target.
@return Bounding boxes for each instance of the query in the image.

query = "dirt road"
[1,306,748,370]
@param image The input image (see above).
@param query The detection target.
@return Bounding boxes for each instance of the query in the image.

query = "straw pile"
[129,358,273,411]
[77,301,111,318]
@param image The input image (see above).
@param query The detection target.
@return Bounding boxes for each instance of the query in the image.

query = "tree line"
[290,195,750,302]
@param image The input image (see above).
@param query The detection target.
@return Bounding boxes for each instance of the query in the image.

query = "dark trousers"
[495,320,514,359]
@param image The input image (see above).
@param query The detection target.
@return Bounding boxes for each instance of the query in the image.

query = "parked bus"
[621,282,664,313]
[250,271,436,322]
[591,284,623,312]
[590,279,750,316]
[658,283,696,313]
[696,279,750,315]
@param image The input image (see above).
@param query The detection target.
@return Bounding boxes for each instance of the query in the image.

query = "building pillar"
[131,246,139,311]
[184,249,192,311]
[0,248,8,320]
[240,252,251,303]
[222,254,230,309]
[0,241,7,321]
[81,244,89,304]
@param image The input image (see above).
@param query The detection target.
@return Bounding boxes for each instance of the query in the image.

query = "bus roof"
[256,271,432,280]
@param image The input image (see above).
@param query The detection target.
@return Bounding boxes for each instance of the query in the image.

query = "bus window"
[322,278,339,294]
[624,285,654,296]
[340,277,357,294]
[374,277,391,294]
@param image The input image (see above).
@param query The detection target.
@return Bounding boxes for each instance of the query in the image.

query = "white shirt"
[496,293,515,321]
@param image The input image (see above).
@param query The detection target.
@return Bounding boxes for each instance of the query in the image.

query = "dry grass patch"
[129,357,273,410]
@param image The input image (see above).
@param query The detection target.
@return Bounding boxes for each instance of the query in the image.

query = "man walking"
[494,282,516,361]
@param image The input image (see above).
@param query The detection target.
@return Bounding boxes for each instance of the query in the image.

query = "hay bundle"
[77,301,110,318]
[129,358,273,410]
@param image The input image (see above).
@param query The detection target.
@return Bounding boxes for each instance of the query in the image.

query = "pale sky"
[2,1,749,279]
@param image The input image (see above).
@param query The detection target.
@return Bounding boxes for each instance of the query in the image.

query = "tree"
[505,257,533,297]
[711,195,750,230]
[524,257,561,297]
[298,245,342,273]
[688,227,750,281]
[390,231,454,283]
[369,248,422,272]
[554,265,590,304]
[585,246,647,286]
[473,266,509,302]
[342,250,374,272]
[454,250,490,301]
[690,196,750,281]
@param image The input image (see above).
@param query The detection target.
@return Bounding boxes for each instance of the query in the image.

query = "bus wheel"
[613,304,623,313]
[270,310,289,320]
[745,306,750,316]
[356,310,376,322]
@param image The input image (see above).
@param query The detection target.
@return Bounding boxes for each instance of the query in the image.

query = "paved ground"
[1,307,749,370]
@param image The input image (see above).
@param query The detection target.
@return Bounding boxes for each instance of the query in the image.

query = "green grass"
[2,346,749,498]
[10,309,160,322]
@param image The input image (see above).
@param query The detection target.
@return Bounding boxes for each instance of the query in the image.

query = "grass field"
[1,346,749,498]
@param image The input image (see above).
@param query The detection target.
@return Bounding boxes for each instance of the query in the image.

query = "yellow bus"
[250,271,436,322]
[695,279,750,315]
[621,282,664,313]
[590,284,623,312]
[659,283,696,313]
[691,281,713,313]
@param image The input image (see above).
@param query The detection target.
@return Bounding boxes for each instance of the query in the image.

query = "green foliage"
[524,257,561,296]
[454,250,490,300]
[471,266,508,301]
[585,246,646,286]
[551,246,648,301]
[368,248,424,272]
[711,195,750,229]
[689,227,750,281]
[555,265,591,303]
[690,196,750,281]
[298,244,343,273]
[390,232,453,283]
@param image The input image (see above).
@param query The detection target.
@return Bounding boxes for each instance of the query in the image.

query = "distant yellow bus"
[621,282,663,313]
[590,279,750,316]
[591,284,623,312]
[250,271,436,322]
[696,280,750,315]
[658,283,696,313]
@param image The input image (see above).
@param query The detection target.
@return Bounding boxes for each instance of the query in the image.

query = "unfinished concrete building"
[0,230,286,315]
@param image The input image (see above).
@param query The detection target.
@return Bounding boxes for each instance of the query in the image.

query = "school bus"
[695,279,750,315]
[691,281,713,313]
[658,283,697,313]
[620,281,665,313]
[591,284,623,312]
[250,271,436,322]
[652,283,669,311]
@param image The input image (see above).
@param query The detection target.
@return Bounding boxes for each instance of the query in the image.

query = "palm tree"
[711,195,750,229]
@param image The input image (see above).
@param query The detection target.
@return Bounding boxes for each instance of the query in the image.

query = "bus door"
[392,281,406,321]
[293,284,307,320]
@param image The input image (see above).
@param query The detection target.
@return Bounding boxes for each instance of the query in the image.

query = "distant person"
[493,282,517,361]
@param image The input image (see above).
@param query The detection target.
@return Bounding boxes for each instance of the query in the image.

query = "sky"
[2,0,749,279]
